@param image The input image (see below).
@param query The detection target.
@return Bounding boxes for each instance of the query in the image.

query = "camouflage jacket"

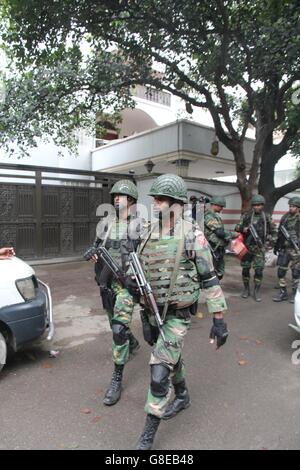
[93,214,146,283]
[204,209,237,248]
[235,211,277,248]
[276,212,300,251]
[138,218,227,313]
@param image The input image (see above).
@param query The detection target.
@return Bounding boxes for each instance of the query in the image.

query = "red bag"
[229,234,249,260]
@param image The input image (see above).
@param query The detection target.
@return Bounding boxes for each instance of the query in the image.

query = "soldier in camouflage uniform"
[204,196,239,280]
[273,196,300,303]
[134,174,228,450]
[235,195,277,302]
[90,180,142,406]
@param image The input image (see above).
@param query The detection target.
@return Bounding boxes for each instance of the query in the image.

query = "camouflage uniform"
[235,195,276,301]
[273,197,300,303]
[92,179,143,406]
[140,219,227,418]
[95,217,139,365]
[204,196,238,280]
[136,174,227,450]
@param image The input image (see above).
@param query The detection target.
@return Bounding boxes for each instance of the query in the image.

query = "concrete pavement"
[0,257,300,450]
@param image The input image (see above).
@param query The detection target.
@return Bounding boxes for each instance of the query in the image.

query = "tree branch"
[273,177,300,200]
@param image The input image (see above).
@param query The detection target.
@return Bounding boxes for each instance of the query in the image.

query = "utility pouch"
[100,287,116,312]
[140,309,159,346]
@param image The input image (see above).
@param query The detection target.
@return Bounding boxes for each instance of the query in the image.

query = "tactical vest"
[140,233,200,307]
[96,217,140,266]
[243,211,268,246]
[281,212,300,246]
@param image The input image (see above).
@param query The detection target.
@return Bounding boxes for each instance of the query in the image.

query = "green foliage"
[0,0,300,209]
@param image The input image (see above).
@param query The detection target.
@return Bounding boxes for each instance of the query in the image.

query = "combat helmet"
[148,174,188,203]
[251,194,265,205]
[210,195,226,207]
[110,179,138,200]
[289,196,300,208]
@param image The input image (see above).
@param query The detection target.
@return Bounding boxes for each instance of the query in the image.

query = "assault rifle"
[129,252,171,346]
[249,223,264,248]
[280,225,300,256]
[84,245,127,286]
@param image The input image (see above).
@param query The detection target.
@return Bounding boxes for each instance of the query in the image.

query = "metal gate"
[0,163,132,259]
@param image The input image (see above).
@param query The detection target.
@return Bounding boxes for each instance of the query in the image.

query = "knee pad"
[254,268,263,280]
[112,321,129,345]
[242,268,250,279]
[278,267,287,279]
[292,268,300,280]
[150,363,170,397]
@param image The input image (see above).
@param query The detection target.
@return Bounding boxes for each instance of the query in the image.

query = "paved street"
[1,256,300,450]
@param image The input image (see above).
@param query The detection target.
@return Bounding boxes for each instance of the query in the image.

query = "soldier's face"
[289,204,299,215]
[114,194,130,211]
[253,204,264,213]
[153,196,174,218]
[212,204,223,213]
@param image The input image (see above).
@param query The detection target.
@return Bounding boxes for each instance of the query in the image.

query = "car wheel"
[0,332,7,373]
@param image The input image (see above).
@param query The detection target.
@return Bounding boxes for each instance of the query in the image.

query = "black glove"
[125,276,140,300]
[209,318,229,349]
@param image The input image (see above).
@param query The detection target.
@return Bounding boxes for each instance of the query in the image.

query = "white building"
[0,84,298,228]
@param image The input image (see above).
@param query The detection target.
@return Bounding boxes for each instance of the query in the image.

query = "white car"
[0,256,54,372]
[289,282,300,333]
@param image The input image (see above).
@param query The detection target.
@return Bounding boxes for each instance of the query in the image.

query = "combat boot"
[128,332,140,354]
[241,281,250,298]
[253,283,262,302]
[136,414,161,450]
[273,287,288,302]
[162,380,191,420]
[289,288,297,304]
[103,364,124,406]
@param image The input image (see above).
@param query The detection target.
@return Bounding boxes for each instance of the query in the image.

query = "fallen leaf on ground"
[255,340,262,345]
[42,363,52,369]
[238,360,248,366]
[91,416,101,423]
[240,336,249,341]
[195,312,204,319]
[80,408,92,414]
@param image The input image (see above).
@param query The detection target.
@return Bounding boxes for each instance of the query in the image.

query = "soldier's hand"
[125,276,140,299]
[273,248,279,256]
[209,318,229,349]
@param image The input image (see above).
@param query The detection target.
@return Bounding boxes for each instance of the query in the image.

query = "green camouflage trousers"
[212,247,225,280]
[106,281,135,366]
[241,246,265,284]
[277,248,300,288]
[144,316,190,418]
